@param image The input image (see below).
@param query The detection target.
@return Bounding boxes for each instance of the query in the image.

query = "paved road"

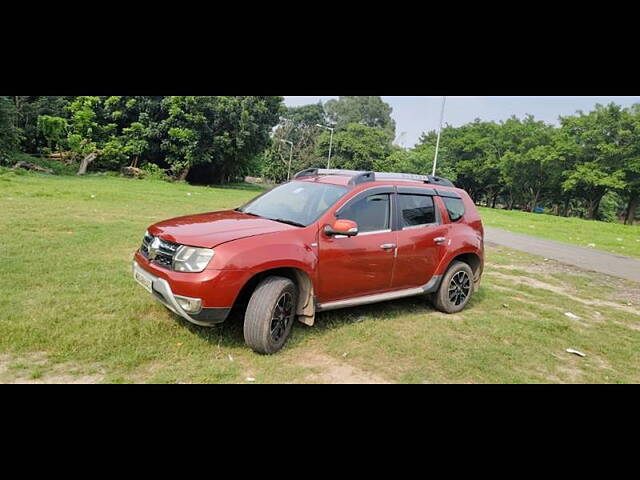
[484,227,640,283]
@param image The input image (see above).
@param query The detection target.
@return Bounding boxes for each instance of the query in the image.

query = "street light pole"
[316,124,334,169]
[432,96,447,177]
[280,139,294,180]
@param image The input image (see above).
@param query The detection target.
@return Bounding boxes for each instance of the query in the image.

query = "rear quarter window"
[398,194,437,227]
[443,197,465,222]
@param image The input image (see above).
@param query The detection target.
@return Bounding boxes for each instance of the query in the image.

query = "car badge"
[148,237,161,260]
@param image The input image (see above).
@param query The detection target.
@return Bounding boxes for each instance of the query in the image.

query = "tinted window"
[399,194,436,227]
[338,194,390,233]
[443,197,465,222]
[240,181,348,226]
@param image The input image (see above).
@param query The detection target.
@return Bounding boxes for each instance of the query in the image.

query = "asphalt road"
[484,227,640,283]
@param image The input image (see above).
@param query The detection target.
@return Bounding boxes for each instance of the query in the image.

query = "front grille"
[140,233,179,270]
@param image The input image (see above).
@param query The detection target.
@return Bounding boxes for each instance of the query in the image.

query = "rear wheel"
[431,261,474,314]
[244,276,298,354]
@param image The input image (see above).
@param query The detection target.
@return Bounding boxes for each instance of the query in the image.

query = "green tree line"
[265,98,640,224]
[1,96,638,224]
[0,96,284,184]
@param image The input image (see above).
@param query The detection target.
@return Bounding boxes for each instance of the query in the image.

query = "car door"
[391,188,449,290]
[318,187,397,302]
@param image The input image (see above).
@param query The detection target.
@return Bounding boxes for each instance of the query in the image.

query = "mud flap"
[293,270,316,326]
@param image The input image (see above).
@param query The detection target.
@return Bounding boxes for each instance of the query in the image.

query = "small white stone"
[246,377,256,382]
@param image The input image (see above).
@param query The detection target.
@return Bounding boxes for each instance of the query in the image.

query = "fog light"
[175,296,202,314]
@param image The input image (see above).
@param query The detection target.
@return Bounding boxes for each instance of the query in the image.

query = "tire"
[243,276,298,354]
[431,261,474,314]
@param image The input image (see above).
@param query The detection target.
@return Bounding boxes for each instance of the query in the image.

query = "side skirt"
[316,275,442,312]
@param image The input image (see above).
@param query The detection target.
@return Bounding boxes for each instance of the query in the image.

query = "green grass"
[479,206,640,259]
[1,172,639,383]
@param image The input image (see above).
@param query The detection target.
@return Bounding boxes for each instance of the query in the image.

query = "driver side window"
[337,193,391,233]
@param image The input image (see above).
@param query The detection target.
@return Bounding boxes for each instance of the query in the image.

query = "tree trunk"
[178,167,190,182]
[589,196,602,220]
[531,189,540,212]
[491,194,498,209]
[562,197,570,217]
[625,195,639,225]
[77,152,98,175]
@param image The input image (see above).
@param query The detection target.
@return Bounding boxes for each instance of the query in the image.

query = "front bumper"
[132,260,230,327]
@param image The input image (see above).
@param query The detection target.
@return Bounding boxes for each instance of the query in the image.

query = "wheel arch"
[446,252,483,287]
[233,266,317,326]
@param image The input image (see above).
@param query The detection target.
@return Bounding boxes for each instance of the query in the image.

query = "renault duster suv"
[132,169,484,354]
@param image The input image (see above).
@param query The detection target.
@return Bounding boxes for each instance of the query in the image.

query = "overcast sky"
[284,96,640,148]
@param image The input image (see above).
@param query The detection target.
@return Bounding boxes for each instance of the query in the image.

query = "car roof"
[294,171,462,195]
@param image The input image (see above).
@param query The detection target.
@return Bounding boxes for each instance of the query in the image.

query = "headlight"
[173,246,215,272]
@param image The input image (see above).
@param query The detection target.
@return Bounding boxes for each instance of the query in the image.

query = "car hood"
[147,210,297,248]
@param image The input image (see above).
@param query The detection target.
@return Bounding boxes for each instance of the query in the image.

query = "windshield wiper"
[267,218,305,228]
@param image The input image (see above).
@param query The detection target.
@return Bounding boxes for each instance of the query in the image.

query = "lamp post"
[432,96,447,177]
[280,139,294,180]
[315,124,334,169]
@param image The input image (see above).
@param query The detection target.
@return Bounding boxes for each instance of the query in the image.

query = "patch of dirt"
[486,270,640,318]
[0,352,104,384]
[127,359,167,383]
[486,259,640,306]
[296,352,391,384]
[546,350,612,383]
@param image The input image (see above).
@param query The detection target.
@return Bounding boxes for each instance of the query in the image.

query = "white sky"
[284,96,640,148]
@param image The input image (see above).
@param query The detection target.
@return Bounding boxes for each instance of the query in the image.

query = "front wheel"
[244,276,298,354]
[431,261,474,314]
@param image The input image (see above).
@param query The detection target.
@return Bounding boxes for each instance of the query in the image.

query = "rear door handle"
[434,237,446,244]
[380,243,396,250]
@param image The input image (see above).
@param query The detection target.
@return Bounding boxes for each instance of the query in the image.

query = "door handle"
[434,237,446,244]
[380,243,397,250]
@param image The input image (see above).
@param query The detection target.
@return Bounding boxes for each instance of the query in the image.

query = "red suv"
[133,169,484,354]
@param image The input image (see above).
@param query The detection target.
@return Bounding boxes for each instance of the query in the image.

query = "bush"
[140,162,169,181]
[599,191,624,223]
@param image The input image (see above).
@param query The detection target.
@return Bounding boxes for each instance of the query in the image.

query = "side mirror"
[324,219,358,237]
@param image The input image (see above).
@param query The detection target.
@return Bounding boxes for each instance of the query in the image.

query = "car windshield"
[238,181,348,227]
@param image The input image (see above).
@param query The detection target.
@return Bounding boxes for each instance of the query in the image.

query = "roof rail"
[293,168,319,179]
[292,168,455,188]
[294,168,375,186]
[375,172,455,187]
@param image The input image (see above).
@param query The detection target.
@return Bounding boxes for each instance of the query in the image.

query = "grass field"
[479,206,640,259]
[1,170,639,383]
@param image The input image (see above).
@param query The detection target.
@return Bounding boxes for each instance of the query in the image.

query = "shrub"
[140,162,169,181]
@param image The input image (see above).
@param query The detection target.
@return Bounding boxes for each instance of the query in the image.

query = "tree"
[37,115,67,155]
[416,120,503,205]
[0,96,21,164]
[620,104,640,224]
[101,96,164,164]
[65,96,104,173]
[160,96,283,183]
[498,117,559,210]
[560,104,629,219]
[316,123,393,171]
[325,96,396,135]
[264,103,327,182]
[12,96,74,153]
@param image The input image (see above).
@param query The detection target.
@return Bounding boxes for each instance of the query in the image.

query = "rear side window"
[443,197,465,222]
[338,193,391,233]
[398,194,437,227]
